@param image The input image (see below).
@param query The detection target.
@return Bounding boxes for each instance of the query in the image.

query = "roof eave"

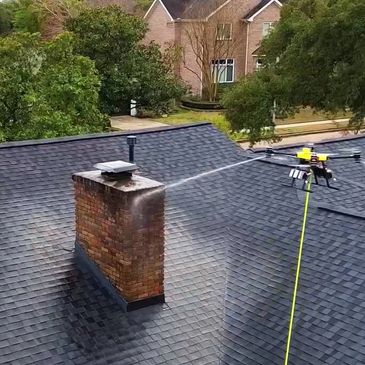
[243,0,283,23]
[144,0,174,21]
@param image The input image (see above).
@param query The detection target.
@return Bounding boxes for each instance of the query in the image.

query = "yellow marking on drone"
[296,147,329,162]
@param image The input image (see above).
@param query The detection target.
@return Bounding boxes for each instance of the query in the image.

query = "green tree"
[264,0,365,130]
[0,32,39,137]
[224,0,365,144]
[0,2,14,35]
[13,0,45,33]
[124,43,185,114]
[135,0,153,12]
[222,70,293,146]
[0,32,107,141]
[66,6,185,115]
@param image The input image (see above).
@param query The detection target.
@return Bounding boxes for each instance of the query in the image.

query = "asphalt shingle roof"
[160,0,284,20]
[1,123,365,364]
[243,0,286,21]
[161,0,227,19]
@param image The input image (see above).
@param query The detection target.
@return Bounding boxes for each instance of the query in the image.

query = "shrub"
[0,32,107,141]
[66,6,185,115]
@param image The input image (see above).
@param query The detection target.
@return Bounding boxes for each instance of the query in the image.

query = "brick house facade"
[144,0,282,95]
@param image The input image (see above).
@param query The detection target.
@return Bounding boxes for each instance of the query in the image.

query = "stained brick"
[73,172,165,303]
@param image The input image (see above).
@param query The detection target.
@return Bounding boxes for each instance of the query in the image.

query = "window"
[255,58,264,71]
[216,23,232,40]
[211,59,234,83]
[262,22,275,37]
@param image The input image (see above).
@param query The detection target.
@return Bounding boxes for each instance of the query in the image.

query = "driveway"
[110,116,168,131]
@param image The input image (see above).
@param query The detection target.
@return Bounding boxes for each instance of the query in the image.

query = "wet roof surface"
[1,123,365,364]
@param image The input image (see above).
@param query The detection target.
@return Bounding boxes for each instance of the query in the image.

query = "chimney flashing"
[75,243,165,312]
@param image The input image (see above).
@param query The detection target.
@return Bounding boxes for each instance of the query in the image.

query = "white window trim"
[216,23,233,41]
[211,59,235,84]
[262,22,275,37]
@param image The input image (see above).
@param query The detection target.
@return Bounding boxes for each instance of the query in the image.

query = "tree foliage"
[0,2,14,35]
[0,32,107,141]
[135,0,153,12]
[222,70,294,146]
[262,0,365,131]
[66,6,185,115]
[2,0,86,38]
[12,0,45,33]
[224,0,365,145]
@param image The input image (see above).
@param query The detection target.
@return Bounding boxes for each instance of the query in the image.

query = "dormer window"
[255,58,264,71]
[216,24,232,40]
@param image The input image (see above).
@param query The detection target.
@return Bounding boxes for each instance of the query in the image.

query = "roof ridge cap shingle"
[0,122,212,150]
[317,203,365,220]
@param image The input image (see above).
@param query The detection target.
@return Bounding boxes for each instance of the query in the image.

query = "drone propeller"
[265,147,297,158]
[327,148,361,161]
[337,147,361,153]
[268,155,298,162]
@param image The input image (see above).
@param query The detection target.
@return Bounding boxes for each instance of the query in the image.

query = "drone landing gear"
[312,176,340,190]
[286,178,313,192]
[282,183,313,192]
[324,180,340,191]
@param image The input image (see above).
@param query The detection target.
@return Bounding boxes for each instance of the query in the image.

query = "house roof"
[1,123,365,364]
[243,0,283,22]
[156,0,228,20]
[147,0,284,21]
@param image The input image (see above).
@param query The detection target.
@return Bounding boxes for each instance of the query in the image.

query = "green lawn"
[155,108,352,142]
[156,108,351,127]
[157,109,225,125]
[276,108,351,125]
[157,109,232,137]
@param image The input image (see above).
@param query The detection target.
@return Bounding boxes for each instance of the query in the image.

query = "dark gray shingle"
[1,123,365,364]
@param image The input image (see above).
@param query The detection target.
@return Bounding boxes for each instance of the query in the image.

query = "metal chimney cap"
[94,160,138,174]
[127,136,137,146]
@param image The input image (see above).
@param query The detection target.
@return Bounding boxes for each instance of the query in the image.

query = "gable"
[144,0,173,20]
[244,0,282,22]
[152,0,229,20]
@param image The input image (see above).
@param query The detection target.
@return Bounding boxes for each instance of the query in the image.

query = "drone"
[266,144,362,191]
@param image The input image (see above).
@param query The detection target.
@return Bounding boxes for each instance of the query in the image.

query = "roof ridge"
[317,203,365,220]
[0,122,212,150]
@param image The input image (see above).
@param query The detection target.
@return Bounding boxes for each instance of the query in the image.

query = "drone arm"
[328,154,361,161]
[266,148,297,157]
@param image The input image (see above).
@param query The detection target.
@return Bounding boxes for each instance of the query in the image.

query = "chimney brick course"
[73,171,165,310]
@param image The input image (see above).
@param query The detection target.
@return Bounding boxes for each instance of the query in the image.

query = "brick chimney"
[73,161,165,311]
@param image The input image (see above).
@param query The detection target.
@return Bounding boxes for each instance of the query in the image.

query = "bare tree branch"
[183,0,238,101]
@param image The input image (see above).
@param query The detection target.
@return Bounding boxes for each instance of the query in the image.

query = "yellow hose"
[284,175,312,365]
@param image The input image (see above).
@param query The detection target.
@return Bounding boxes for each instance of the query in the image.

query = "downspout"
[244,21,250,75]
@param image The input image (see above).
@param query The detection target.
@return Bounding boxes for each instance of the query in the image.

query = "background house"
[144,0,282,95]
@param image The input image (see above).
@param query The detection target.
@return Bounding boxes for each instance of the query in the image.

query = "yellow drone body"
[296,147,329,162]
[266,144,361,191]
